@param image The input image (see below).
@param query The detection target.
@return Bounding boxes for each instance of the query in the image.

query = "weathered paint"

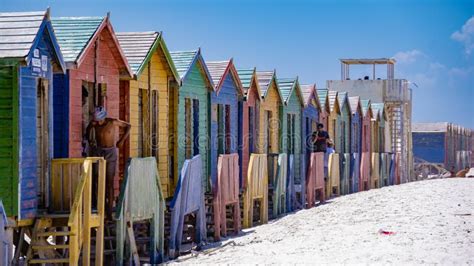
[52,15,132,197]
[237,68,261,188]
[170,50,213,193]
[115,158,165,264]
[316,89,330,131]
[327,90,341,152]
[117,32,179,198]
[300,84,320,208]
[359,100,373,191]
[301,84,320,154]
[0,10,65,219]
[207,59,243,192]
[348,96,362,193]
[337,92,351,153]
[337,92,351,195]
[278,78,304,211]
[256,70,283,155]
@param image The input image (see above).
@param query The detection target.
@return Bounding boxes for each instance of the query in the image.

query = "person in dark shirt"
[312,123,330,152]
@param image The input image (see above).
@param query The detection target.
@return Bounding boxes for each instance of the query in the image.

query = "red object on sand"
[379,229,396,235]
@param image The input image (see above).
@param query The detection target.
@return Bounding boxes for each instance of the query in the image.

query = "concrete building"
[327,58,414,183]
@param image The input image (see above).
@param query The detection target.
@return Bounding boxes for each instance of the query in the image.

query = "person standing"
[312,123,330,152]
[86,107,131,219]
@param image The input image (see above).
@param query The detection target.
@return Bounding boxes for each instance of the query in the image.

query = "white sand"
[172,178,474,264]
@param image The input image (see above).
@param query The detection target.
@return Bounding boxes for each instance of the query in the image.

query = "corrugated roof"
[360,99,371,117]
[337,91,349,112]
[412,122,449,132]
[237,68,254,93]
[371,103,385,119]
[316,89,328,110]
[256,70,274,97]
[348,96,361,114]
[278,78,297,103]
[300,84,315,106]
[52,16,103,63]
[207,60,230,89]
[116,31,158,75]
[328,90,339,113]
[0,11,46,58]
[169,50,198,79]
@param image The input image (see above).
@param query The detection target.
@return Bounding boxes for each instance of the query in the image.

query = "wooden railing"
[51,157,106,266]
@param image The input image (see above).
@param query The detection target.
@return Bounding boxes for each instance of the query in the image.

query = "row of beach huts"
[0,9,421,265]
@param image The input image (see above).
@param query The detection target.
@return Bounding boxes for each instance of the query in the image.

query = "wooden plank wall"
[241,84,259,188]
[177,61,210,195]
[280,89,302,184]
[258,82,281,154]
[210,73,240,191]
[0,62,18,216]
[127,47,174,198]
[65,26,122,196]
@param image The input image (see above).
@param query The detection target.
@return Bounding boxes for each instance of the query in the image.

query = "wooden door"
[36,79,49,208]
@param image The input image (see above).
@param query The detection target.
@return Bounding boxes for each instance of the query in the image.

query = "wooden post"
[95,158,106,266]
[82,162,92,265]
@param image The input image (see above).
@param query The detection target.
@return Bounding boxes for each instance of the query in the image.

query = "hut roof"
[371,103,385,120]
[301,83,322,110]
[316,89,329,111]
[328,90,340,113]
[207,59,244,95]
[256,70,284,103]
[0,10,65,71]
[169,49,214,88]
[278,77,304,106]
[360,99,372,117]
[52,15,132,76]
[337,91,350,113]
[412,122,449,132]
[52,16,103,63]
[237,68,262,99]
[116,31,179,80]
[348,96,361,115]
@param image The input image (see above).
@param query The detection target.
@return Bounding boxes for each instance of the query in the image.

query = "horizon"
[1,0,473,128]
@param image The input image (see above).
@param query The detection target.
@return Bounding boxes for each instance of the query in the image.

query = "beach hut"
[255,70,285,218]
[372,103,390,186]
[256,70,283,154]
[206,59,244,238]
[337,92,351,195]
[327,90,341,152]
[360,99,373,191]
[116,32,179,198]
[52,14,132,197]
[301,84,321,207]
[0,10,65,222]
[237,68,262,188]
[301,84,321,160]
[278,77,304,211]
[370,103,381,188]
[348,96,363,193]
[169,50,214,194]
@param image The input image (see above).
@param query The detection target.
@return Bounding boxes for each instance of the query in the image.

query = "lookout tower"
[327,58,414,183]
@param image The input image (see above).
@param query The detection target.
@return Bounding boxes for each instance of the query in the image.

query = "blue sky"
[2,0,473,127]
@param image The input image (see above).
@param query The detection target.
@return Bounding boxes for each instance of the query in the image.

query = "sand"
[171,178,474,264]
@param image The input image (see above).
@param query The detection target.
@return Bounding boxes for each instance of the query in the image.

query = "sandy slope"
[172,178,474,264]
